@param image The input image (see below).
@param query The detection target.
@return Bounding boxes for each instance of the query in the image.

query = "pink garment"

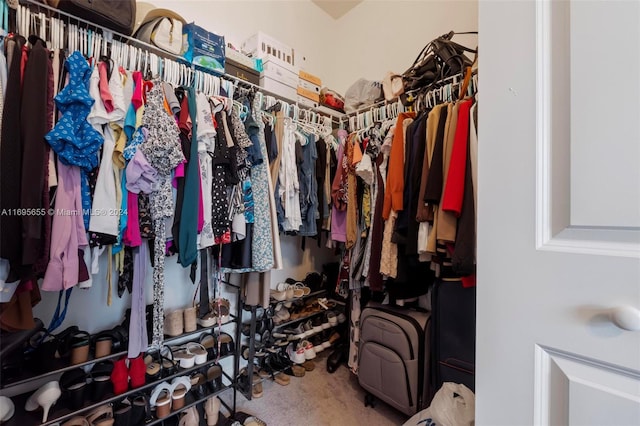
[172,162,185,189]
[131,71,143,111]
[42,161,89,291]
[98,61,114,113]
[197,158,204,233]
[123,191,141,247]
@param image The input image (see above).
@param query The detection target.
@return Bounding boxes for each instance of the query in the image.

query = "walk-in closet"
[1,1,639,425]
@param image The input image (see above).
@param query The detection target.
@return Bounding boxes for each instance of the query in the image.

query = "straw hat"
[133,2,186,36]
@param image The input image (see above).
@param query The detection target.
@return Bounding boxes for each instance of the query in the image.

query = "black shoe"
[89,360,114,402]
[60,367,89,410]
[113,398,132,426]
[327,345,346,373]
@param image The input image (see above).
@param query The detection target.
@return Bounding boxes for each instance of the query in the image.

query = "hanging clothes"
[20,36,52,270]
[221,99,275,273]
[139,80,185,345]
[176,88,200,267]
[0,35,25,281]
[41,160,89,291]
[195,91,215,250]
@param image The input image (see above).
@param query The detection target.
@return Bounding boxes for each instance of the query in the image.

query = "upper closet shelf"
[16,0,345,123]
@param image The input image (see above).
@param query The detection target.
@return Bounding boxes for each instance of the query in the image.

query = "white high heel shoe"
[0,396,15,421]
[24,380,61,423]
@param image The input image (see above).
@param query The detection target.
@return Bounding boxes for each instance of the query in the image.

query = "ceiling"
[311,0,364,20]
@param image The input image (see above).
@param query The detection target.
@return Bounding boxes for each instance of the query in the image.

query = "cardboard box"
[182,23,225,74]
[299,70,321,86]
[297,95,319,109]
[226,58,261,86]
[298,78,320,94]
[297,86,320,102]
[262,59,299,89]
[260,76,296,101]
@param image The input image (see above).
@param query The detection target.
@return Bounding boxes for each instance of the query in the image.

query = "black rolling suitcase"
[431,278,476,393]
[358,302,432,416]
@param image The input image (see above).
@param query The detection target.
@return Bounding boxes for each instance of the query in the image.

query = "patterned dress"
[139,80,185,346]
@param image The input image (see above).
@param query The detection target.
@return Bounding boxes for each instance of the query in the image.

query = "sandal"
[111,398,132,426]
[186,342,208,364]
[292,284,305,298]
[199,333,218,359]
[178,406,199,426]
[60,367,89,410]
[172,346,196,369]
[129,392,150,425]
[183,307,197,333]
[149,382,172,419]
[169,376,191,411]
[204,396,220,426]
[217,332,234,356]
[273,372,290,386]
[62,416,90,426]
[251,373,263,398]
[197,310,217,328]
[211,298,230,318]
[143,351,162,382]
[206,365,223,393]
[189,371,207,400]
[85,404,114,426]
[164,309,184,337]
[91,332,113,359]
[89,361,114,401]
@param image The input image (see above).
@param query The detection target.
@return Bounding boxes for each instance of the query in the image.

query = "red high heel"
[128,355,146,389]
[110,358,129,395]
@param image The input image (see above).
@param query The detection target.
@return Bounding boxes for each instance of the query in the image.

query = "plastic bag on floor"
[403,382,475,426]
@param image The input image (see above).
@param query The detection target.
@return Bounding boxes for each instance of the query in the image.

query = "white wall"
[329,0,478,95]
[148,0,340,86]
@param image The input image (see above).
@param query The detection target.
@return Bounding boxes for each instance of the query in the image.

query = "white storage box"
[242,31,297,67]
[298,78,320,94]
[297,95,319,109]
[260,76,296,101]
[225,46,263,72]
[262,59,299,89]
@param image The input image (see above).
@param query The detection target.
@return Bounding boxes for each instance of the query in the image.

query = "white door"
[477,0,640,425]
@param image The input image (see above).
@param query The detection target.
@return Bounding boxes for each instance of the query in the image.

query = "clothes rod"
[342,70,473,119]
[18,0,344,124]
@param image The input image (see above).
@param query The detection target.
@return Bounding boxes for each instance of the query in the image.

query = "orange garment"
[382,112,415,220]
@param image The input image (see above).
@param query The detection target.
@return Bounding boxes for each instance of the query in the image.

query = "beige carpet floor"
[219,352,409,426]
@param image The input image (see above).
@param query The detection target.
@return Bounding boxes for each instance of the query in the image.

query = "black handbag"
[55,0,136,35]
[403,31,477,91]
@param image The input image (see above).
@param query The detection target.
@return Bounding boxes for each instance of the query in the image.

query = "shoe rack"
[239,287,348,401]
[0,280,243,426]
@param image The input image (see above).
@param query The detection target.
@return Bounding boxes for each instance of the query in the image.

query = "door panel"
[477,1,640,424]
[536,346,640,426]
[569,1,640,228]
